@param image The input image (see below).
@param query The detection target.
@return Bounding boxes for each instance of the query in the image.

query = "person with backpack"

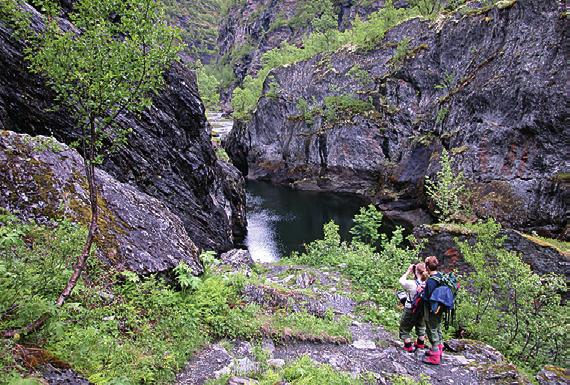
[422,256,444,365]
[398,262,428,352]
[421,255,460,365]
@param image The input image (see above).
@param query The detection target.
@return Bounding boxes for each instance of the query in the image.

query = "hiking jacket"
[429,285,455,313]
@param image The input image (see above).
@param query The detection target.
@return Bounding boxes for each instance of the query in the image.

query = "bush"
[424,148,466,222]
[456,219,568,371]
[195,61,221,110]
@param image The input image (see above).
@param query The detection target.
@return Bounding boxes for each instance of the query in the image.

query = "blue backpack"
[429,273,460,329]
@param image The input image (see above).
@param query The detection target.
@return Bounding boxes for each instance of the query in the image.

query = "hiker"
[398,262,428,352]
[422,255,444,365]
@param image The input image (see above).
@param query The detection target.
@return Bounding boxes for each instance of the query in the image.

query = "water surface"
[245,181,368,262]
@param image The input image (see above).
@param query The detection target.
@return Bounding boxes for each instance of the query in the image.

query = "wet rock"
[0,1,246,252]
[536,365,570,385]
[226,0,567,236]
[0,131,202,274]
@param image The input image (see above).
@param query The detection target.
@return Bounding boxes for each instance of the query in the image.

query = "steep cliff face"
[225,0,567,236]
[217,0,386,110]
[0,2,246,251]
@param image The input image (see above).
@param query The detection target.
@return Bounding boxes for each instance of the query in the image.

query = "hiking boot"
[425,344,443,356]
[403,342,414,353]
[414,339,426,349]
[423,352,441,365]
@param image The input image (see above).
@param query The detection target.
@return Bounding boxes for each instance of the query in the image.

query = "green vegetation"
[519,233,570,255]
[195,60,221,110]
[231,1,421,120]
[456,220,567,371]
[390,37,411,67]
[324,94,376,123]
[0,212,260,383]
[425,148,467,222]
[0,212,353,383]
[435,106,449,124]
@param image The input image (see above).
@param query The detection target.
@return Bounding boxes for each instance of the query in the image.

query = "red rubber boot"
[423,351,441,365]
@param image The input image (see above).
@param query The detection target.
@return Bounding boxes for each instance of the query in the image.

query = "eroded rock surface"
[225,0,567,236]
[0,131,203,275]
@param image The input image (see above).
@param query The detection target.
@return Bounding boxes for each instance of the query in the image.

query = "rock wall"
[0,131,203,275]
[225,0,568,236]
[0,2,247,252]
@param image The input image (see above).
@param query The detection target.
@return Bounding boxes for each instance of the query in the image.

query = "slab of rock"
[220,249,255,269]
[0,131,202,274]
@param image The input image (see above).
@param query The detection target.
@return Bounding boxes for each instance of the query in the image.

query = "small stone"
[227,377,259,385]
[267,359,285,368]
[233,358,258,375]
[102,316,115,321]
[392,362,408,374]
[352,339,376,350]
[453,355,471,366]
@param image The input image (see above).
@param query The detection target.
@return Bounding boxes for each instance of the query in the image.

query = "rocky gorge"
[224,0,568,238]
[0,0,568,384]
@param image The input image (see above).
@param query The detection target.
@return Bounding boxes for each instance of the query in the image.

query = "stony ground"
[175,263,532,385]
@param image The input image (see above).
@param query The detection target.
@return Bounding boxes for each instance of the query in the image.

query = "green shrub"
[195,61,221,110]
[456,220,567,371]
[324,94,376,123]
[424,148,466,222]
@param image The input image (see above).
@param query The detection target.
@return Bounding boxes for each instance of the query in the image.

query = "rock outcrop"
[225,0,567,236]
[414,224,569,279]
[0,131,203,275]
[0,1,246,252]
